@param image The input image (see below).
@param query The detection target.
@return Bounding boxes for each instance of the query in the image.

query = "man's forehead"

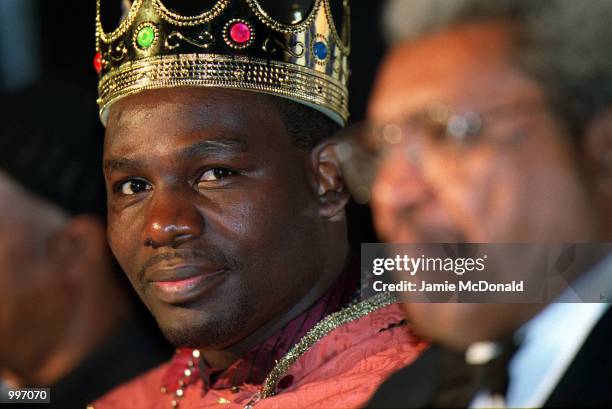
[104,88,281,157]
[109,89,236,133]
[106,87,281,138]
[102,90,299,168]
[368,21,525,123]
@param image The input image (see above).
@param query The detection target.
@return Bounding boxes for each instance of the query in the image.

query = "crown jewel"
[95,0,350,125]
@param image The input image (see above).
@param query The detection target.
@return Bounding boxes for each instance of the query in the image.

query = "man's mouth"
[145,263,228,305]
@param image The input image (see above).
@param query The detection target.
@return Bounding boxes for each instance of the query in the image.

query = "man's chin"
[160,323,213,348]
[152,304,248,349]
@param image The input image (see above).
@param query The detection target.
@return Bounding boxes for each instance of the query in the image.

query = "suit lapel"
[544,307,612,407]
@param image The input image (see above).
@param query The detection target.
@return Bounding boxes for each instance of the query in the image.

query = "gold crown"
[95,0,350,126]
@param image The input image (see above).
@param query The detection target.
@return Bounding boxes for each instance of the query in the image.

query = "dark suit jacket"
[367,308,612,408]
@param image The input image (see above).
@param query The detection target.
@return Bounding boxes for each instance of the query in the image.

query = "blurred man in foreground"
[337,0,612,407]
[0,81,170,409]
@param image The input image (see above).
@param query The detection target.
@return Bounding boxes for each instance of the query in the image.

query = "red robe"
[89,294,425,409]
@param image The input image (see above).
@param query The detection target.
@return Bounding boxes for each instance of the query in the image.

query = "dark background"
[0,0,386,245]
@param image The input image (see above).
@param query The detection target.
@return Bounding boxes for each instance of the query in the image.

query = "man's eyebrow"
[103,139,248,173]
[177,138,248,161]
[103,157,145,173]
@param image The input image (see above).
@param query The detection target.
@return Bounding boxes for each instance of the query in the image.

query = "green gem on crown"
[137,25,156,49]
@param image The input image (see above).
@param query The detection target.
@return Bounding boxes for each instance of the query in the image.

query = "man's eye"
[118,179,151,195]
[199,168,236,182]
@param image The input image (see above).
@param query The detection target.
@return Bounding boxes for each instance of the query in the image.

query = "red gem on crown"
[229,22,251,44]
[93,52,102,74]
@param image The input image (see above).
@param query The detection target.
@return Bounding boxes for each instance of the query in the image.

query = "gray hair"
[383,0,612,138]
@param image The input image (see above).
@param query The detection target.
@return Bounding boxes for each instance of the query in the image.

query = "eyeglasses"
[334,99,548,204]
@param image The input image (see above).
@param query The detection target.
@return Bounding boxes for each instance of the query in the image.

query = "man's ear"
[584,108,612,198]
[47,215,109,285]
[310,140,350,218]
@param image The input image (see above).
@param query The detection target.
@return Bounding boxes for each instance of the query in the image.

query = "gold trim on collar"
[260,292,397,398]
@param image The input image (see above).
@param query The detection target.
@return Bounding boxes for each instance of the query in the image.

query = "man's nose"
[142,190,204,249]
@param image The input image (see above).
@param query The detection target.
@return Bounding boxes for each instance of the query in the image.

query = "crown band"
[97,52,348,125]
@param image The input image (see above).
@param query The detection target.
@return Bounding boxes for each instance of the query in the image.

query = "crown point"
[93,52,102,74]
[229,22,251,44]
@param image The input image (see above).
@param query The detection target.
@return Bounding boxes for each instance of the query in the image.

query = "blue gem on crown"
[313,41,328,60]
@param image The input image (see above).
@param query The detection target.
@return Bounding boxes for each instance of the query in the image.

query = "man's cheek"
[235,201,285,242]
[371,205,398,242]
[106,229,122,260]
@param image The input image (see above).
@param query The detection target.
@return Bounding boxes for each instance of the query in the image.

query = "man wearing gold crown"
[89,1,426,408]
